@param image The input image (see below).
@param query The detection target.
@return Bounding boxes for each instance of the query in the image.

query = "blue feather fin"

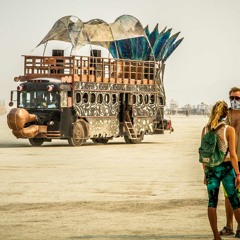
[163,37,184,62]
[158,31,180,61]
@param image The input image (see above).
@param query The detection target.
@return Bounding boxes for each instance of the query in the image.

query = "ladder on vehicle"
[124,111,138,139]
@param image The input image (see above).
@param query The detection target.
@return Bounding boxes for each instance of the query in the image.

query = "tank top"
[216,124,229,159]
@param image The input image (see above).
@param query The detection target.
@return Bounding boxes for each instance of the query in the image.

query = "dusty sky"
[0,0,240,107]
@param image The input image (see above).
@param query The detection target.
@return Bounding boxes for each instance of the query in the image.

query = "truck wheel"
[124,134,144,144]
[91,138,109,144]
[29,138,44,146]
[68,122,85,146]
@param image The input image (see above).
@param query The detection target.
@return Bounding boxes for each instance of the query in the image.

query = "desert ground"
[0,114,237,239]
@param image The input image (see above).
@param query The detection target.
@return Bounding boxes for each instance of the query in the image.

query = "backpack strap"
[213,122,226,133]
[205,122,226,134]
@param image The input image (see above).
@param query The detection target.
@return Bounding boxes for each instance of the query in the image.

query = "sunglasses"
[229,96,240,101]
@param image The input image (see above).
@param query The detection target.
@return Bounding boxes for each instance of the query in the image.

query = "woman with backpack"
[201,100,240,240]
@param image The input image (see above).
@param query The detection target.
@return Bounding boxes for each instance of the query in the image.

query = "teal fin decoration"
[109,42,118,58]
[144,25,150,38]
[142,26,152,60]
[144,24,159,59]
[148,24,159,47]
[117,39,132,59]
[154,29,172,61]
[152,26,167,54]
[159,26,167,36]
[158,31,180,61]
[108,23,183,62]
[163,37,184,62]
[131,37,146,60]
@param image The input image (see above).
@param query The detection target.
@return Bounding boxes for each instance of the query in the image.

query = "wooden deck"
[14,55,157,85]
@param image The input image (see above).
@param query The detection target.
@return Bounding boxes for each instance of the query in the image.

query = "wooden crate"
[130,79,135,84]
[81,74,88,82]
[143,79,148,84]
[103,78,109,83]
[149,80,154,85]
[116,78,122,84]
[96,77,102,83]
[110,78,116,83]
[136,80,142,85]
[89,75,95,82]
[73,74,80,82]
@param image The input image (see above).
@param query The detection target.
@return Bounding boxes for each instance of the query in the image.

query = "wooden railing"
[24,55,74,75]
[15,55,157,84]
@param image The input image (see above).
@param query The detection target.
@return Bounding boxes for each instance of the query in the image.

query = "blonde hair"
[207,101,228,130]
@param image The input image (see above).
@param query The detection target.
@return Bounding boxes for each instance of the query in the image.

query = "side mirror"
[9,101,14,107]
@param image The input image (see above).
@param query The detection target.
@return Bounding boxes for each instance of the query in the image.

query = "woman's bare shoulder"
[226,125,235,134]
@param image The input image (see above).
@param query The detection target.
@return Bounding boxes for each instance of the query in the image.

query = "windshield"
[18,91,60,109]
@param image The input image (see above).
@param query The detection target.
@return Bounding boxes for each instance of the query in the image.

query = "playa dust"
[0,115,234,239]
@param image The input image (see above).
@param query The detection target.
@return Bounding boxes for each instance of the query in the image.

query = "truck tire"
[29,138,44,146]
[91,138,109,144]
[68,121,85,146]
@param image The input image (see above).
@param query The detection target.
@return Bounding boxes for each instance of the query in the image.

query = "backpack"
[199,123,227,167]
